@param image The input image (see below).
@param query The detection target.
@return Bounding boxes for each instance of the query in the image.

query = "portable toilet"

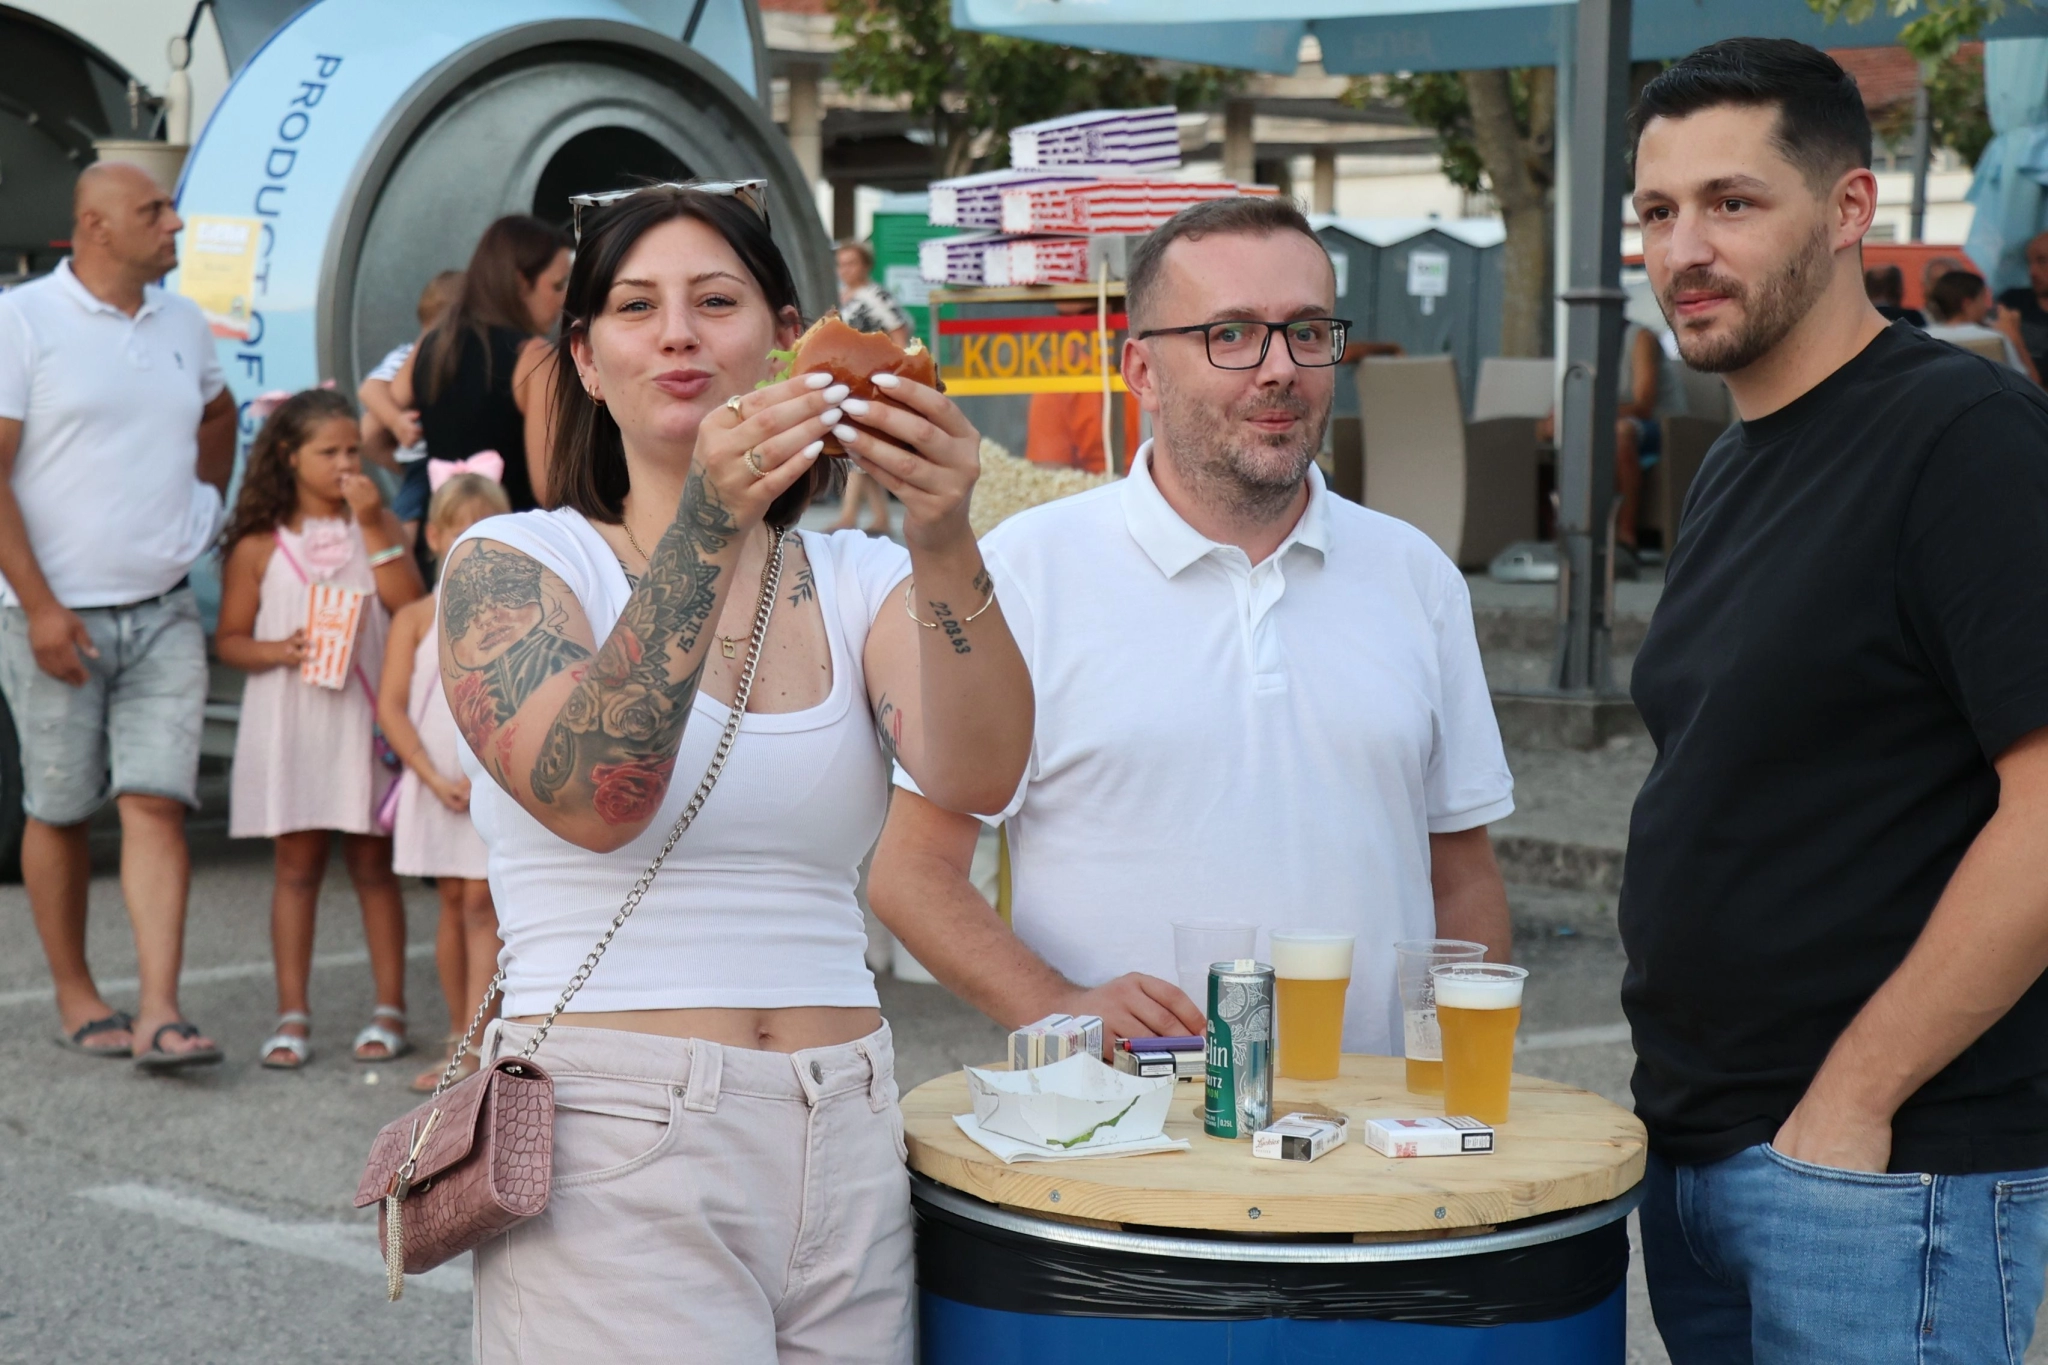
[1314,217,1506,417]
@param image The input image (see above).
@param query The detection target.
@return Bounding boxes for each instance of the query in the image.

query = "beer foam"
[1269,934,1354,980]
[1432,969,1524,1010]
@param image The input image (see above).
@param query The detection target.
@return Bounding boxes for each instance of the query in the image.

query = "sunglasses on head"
[566,179,770,244]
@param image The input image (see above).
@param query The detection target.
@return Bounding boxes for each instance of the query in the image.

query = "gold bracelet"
[903,574,997,629]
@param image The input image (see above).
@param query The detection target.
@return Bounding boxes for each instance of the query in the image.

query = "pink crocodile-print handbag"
[353,529,790,1300]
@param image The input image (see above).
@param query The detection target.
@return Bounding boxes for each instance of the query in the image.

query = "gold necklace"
[625,514,743,658]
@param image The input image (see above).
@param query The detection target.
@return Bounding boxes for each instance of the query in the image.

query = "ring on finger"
[744,448,769,478]
[725,394,746,417]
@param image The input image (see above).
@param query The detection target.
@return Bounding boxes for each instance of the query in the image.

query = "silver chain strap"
[429,525,790,1096]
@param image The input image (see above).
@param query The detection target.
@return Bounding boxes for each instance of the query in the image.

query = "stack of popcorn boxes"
[920,107,1278,289]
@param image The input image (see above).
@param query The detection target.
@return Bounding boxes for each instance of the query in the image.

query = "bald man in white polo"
[0,162,237,1069]
[869,197,1513,1052]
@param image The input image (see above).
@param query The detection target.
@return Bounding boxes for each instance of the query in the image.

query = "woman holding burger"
[436,182,1030,1361]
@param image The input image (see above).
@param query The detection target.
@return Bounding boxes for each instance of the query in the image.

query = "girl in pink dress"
[216,389,426,1069]
[375,469,511,1092]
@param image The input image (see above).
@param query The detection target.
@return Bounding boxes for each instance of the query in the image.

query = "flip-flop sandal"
[133,1020,224,1073]
[260,1011,313,1070]
[352,1005,412,1064]
[56,1011,134,1058]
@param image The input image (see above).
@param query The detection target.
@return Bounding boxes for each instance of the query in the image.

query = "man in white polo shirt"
[870,197,1513,1052]
[0,161,236,1070]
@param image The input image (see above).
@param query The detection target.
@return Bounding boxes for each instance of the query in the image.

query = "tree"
[831,0,1238,179]
[1868,45,1992,168]
[1357,70,1557,357]
[1812,0,2018,59]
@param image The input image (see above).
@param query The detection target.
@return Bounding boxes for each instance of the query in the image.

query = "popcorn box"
[301,582,367,690]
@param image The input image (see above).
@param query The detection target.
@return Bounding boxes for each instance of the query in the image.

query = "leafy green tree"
[831,0,1239,179]
[1812,0,2017,59]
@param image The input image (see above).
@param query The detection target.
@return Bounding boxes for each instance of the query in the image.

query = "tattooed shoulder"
[440,540,592,755]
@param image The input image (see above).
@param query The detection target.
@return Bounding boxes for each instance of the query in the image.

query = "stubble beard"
[1152,369,1329,523]
[1663,221,1834,375]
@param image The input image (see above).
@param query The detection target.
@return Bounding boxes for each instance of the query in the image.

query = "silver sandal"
[351,1005,412,1063]
[260,1011,313,1070]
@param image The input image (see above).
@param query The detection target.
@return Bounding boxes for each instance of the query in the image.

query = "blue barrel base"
[921,1282,1626,1364]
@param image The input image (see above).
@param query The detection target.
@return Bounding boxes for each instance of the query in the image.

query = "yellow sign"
[178,215,262,340]
[952,330,1111,382]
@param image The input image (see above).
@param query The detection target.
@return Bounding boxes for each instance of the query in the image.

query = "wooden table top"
[902,1054,1646,1236]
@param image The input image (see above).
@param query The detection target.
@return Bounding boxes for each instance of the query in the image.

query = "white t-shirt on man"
[899,445,1513,1054]
[0,260,226,607]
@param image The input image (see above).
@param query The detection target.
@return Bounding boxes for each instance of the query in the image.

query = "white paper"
[966,1053,1174,1151]
[953,1113,1190,1164]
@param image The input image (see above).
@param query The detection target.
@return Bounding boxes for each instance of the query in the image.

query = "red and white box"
[1362,1115,1496,1158]
[301,582,367,690]
[1000,180,1278,235]
[984,237,1092,287]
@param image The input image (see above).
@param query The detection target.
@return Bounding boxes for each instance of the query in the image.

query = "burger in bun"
[787,313,937,456]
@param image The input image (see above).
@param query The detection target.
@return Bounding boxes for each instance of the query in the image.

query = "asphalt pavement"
[0,846,2037,1363]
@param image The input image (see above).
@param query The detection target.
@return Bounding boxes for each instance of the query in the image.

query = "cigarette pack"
[1008,1014,1103,1070]
[1114,1048,1177,1079]
[1362,1115,1496,1158]
[301,582,367,690]
[1253,1112,1349,1162]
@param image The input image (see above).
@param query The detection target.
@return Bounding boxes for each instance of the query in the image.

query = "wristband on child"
[367,545,407,568]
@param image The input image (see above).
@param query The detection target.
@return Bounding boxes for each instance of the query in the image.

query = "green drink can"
[1204,959,1275,1139]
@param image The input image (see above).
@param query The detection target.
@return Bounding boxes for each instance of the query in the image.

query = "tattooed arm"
[437,470,742,852]
[846,374,1033,814]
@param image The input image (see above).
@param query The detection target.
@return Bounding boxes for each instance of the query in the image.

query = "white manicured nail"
[799,440,824,461]
[819,407,842,426]
[804,372,833,389]
[822,383,851,403]
[841,397,871,415]
[833,424,859,443]
[871,372,902,388]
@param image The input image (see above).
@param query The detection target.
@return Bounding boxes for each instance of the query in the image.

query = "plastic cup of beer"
[1430,963,1527,1125]
[1172,920,1257,1013]
[1394,939,1487,1094]
[1270,932,1354,1081]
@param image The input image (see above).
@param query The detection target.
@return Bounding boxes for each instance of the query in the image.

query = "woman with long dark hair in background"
[437,183,1031,1360]
[392,215,570,511]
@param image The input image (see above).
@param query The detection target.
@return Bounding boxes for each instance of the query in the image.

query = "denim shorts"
[1641,1143,2048,1363]
[0,585,208,824]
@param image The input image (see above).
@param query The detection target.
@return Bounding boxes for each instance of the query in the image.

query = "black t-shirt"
[1996,287,2048,379]
[1621,322,2048,1174]
[417,325,537,511]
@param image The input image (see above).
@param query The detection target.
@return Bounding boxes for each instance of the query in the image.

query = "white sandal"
[352,1005,412,1063]
[259,1011,313,1070]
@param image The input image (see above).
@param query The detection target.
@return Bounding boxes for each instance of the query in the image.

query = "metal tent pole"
[1549,0,1633,695]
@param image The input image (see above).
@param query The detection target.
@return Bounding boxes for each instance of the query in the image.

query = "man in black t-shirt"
[1996,230,2048,380]
[1624,40,2048,1363]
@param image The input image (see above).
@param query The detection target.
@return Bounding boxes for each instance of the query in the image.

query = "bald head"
[71,160,181,288]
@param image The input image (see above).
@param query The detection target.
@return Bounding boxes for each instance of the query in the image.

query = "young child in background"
[216,388,427,1069]
[376,470,511,1092]
[358,269,465,547]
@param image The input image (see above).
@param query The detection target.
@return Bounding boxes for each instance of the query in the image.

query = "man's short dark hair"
[1125,197,1327,330]
[1863,264,1904,307]
[1630,38,1871,192]
[1926,270,1986,324]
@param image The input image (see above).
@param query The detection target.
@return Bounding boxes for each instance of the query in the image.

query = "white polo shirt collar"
[51,258,165,323]
[1120,441,1332,580]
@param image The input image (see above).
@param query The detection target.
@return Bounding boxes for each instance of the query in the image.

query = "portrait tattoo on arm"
[441,542,592,786]
[528,470,738,823]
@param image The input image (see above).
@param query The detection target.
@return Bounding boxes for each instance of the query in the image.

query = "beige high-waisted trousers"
[472,1019,914,1363]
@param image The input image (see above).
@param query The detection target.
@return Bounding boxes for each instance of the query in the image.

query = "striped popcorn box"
[929,168,1115,228]
[301,581,367,690]
[1000,180,1277,235]
[1011,106,1181,172]
[919,234,1001,286]
[986,237,1093,287]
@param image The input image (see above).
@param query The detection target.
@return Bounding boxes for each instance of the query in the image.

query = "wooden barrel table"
[902,1053,1646,1364]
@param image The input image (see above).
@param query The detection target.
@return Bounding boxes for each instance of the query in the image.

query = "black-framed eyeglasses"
[1135,317,1352,370]
[567,179,770,244]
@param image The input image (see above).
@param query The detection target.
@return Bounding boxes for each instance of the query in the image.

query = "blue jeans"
[1641,1144,2048,1364]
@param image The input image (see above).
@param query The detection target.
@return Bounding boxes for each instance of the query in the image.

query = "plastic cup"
[1171,921,1257,1014]
[1394,939,1487,1094]
[1431,963,1528,1125]
[1270,932,1354,1080]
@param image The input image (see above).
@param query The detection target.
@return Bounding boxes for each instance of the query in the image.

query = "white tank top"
[452,509,911,1016]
